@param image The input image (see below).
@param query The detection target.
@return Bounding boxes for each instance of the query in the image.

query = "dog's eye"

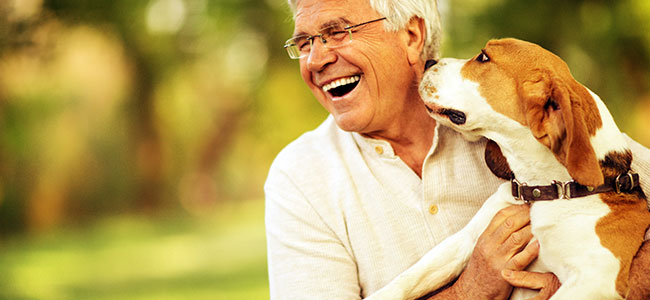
[476,51,490,63]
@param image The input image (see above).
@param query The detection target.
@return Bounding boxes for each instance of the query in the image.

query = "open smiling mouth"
[322,75,361,98]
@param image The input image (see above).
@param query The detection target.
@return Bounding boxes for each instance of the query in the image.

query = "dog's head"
[420,38,604,186]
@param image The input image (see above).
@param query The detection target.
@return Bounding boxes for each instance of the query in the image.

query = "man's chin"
[332,113,368,133]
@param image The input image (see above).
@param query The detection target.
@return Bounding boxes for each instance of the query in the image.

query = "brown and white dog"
[367,38,650,300]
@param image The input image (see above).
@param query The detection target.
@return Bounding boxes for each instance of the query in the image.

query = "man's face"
[294,0,417,133]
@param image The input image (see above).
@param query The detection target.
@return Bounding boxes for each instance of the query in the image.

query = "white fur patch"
[524,196,620,300]
[587,89,628,160]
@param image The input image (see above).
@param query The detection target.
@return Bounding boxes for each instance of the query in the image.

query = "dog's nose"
[442,108,466,125]
[424,59,438,71]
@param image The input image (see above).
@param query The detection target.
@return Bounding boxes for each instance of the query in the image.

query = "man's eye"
[297,38,310,50]
[329,30,348,40]
[477,51,490,63]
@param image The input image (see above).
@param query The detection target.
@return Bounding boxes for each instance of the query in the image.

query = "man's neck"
[362,107,436,178]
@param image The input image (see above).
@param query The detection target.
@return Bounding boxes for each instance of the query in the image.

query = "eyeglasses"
[284,17,387,59]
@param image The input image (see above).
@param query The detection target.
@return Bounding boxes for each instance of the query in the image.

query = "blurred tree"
[0,0,55,233]
[0,0,305,233]
[42,0,169,213]
[35,0,287,215]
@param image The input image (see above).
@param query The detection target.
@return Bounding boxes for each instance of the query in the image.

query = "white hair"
[287,0,442,60]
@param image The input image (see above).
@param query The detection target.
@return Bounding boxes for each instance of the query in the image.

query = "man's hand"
[500,237,561,300]
[627,240,650,300]
[453,205,534,300]
[426,205,560,300]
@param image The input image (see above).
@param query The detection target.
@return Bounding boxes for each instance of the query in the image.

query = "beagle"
[367,38,650,300]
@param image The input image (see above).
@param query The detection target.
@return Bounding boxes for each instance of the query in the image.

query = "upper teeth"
[322,76,360,93]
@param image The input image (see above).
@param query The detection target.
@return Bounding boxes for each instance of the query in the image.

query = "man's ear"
[520,70,604,187]
[404,16,426,66]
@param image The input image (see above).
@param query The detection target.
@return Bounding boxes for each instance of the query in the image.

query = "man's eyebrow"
[292,17,352,38]
[320,17,351,30]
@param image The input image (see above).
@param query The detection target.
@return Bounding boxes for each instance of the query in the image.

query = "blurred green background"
[0,0,649,299]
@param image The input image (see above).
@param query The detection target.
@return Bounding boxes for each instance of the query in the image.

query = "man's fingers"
[530,274,562,300]
[505,239,539,270]
[501,269,543,289]
[485,205,528,232]
[485,205,530,242]
[493,209,530,245]
[500,225,533,256]
[501,269,561,299]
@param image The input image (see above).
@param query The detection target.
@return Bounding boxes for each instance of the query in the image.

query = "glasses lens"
[285,44,301,59]
[285,35,309,59]
[283,24,354,59]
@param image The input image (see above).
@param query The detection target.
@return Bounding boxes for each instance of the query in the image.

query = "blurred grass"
[0,200,268,300]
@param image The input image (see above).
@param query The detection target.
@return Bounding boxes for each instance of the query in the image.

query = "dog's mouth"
[425,104,467,125]
[322,75,361,98]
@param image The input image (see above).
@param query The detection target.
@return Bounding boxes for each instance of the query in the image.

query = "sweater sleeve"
[265,166,362,300]
[625,135,650,240]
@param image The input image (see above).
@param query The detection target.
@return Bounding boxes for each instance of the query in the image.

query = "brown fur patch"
[460,38,605,187]
[595,151,650,297]
[484,140,514,180]
[596,196,650,297]
[460,38,602,134]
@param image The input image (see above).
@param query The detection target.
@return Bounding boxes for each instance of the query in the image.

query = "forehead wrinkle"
[293,17,351,37]
[321,17,352,29]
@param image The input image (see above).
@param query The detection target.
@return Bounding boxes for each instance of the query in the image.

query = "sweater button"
[429,204,439,215]
[374,146,384,155]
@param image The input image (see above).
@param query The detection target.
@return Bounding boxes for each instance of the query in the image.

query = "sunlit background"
[0,0,649,299]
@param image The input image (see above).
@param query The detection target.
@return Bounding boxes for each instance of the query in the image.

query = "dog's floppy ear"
[520,70,604,187]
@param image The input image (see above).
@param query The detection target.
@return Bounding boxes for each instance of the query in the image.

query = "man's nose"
[306,38,336,72]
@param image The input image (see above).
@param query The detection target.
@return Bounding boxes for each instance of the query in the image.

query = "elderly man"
[265,0,650,299]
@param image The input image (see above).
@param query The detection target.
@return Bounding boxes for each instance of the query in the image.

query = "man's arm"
[627,135,650,210]
[626,136,650,299]
[265,168,362,300]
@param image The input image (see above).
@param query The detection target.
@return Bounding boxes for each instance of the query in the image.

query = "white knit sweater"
[265,116,650,299]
